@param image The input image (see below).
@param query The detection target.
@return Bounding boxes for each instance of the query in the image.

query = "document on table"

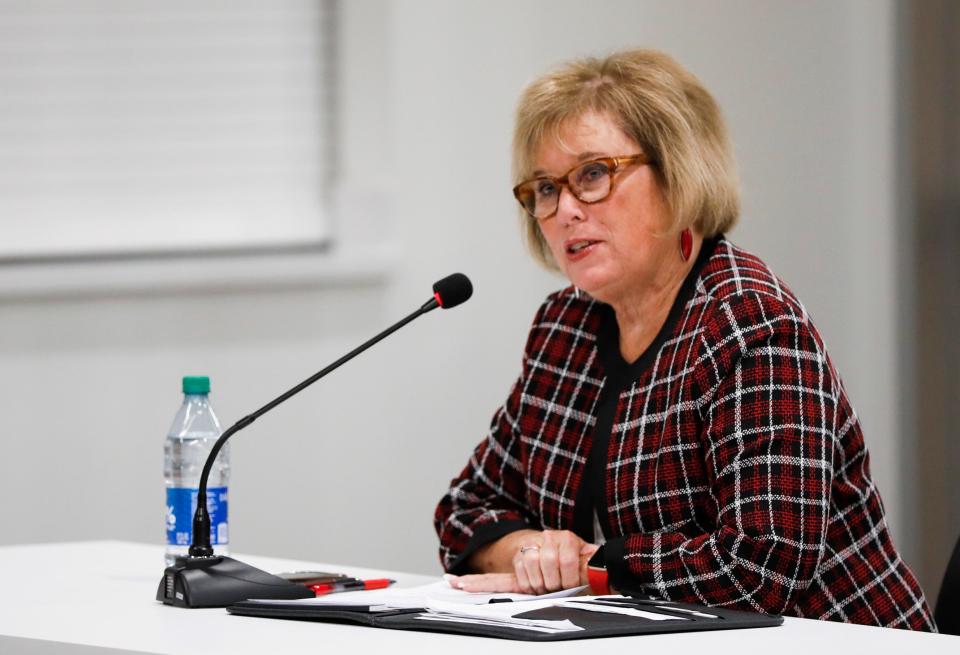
[245,579,701,635]
[248,579,588,611]
[417,596,687,634]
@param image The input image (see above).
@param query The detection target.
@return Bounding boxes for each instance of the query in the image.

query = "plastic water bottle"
[164,376,230,566]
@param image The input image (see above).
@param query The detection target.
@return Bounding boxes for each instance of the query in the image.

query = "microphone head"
[432,273,473,309]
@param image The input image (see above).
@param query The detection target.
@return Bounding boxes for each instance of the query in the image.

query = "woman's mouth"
[566,239,600,259]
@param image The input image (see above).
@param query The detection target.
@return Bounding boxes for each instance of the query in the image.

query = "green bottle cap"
[182,376,210,395]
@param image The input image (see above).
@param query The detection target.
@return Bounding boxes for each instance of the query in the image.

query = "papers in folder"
[249,579,585,610]
[416,597,686,634]
[246,580,695,635]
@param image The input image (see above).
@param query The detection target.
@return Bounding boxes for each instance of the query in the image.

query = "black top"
[571,236,720,543]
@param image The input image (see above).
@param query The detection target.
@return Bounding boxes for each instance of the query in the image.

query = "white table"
[0,541,955,654]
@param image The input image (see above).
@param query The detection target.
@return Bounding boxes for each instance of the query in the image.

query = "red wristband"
[587,564,610,595]
[587,545,610,595]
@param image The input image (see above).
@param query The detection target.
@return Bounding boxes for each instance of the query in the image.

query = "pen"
[310,578,396,595]
[278,571,352,585]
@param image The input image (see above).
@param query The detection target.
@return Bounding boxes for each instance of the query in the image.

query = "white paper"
[418,595,687,631]
[248,579,586,609]
[426,597,574,618]
[247,583,697,633]
[415,613,582,634]
[563,599,685,621]
[424,598,584,632]
[425,597,684,623]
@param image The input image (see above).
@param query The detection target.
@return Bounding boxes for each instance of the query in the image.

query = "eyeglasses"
[512,154,648,220]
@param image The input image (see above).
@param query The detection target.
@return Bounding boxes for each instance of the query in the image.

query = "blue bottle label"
[165,487,228,546]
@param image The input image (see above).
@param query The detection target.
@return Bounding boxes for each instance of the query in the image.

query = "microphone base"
[157,555,315,608]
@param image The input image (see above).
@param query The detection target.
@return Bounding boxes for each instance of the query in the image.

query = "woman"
[434,49,934,630]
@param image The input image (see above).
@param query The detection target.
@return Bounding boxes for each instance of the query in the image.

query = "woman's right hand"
[465,528,597,594]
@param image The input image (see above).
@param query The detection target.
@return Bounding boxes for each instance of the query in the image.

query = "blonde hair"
[513,48,740,269]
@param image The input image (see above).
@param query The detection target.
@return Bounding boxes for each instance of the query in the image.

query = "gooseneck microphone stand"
[158,275,472,608]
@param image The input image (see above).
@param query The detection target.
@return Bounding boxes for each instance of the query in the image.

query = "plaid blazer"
[435,237,934,630]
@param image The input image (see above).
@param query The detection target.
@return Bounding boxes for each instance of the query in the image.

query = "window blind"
[0,0,335,260]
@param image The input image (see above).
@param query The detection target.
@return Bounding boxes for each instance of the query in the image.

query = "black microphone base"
[157,555,315,608]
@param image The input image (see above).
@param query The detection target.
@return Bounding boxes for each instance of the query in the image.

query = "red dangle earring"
[680,228,693,261]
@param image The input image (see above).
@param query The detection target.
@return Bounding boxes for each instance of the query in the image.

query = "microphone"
[157,273,473,608]
[428,272,473,309]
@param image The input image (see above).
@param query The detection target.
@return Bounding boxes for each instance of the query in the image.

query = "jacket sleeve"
[601,293,836,615]
[433,304,551,573]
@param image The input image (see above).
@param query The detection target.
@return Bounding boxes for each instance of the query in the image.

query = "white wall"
[0,0,909,577]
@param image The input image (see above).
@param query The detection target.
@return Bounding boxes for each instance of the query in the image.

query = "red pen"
[310,578,395,595]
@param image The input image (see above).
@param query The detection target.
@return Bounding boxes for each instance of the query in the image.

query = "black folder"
[227,595,783,641]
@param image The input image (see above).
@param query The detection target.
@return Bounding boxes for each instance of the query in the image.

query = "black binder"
[227,595,783,641]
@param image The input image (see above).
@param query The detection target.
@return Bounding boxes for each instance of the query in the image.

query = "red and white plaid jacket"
[435,237,934,630]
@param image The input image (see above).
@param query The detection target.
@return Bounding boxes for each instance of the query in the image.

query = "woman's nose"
[555,186,584,226]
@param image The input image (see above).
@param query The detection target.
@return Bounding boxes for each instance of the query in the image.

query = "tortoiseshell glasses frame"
[512,154,649,220]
